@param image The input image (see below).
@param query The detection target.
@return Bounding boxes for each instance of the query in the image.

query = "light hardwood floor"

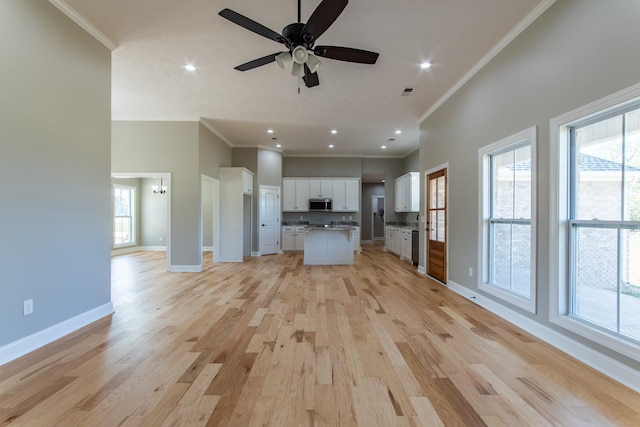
[1,244,639,426]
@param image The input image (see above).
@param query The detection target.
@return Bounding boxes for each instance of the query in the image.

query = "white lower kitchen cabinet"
[385,226,400,255]
[386,225,413,263]
[400,228,412,261]
[281,226,306,251]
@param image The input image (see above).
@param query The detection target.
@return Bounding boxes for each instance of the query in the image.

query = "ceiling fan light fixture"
[291,62,304,77]
[306,54,321,73]
[276,52,292,70]
[292,45,309,64]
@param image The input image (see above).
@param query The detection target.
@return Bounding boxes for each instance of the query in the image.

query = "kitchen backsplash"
[283,211,359,225]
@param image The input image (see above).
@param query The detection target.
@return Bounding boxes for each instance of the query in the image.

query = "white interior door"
[259,186,280,255]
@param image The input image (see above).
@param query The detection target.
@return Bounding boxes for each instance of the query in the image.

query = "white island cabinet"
[304,227,354,265]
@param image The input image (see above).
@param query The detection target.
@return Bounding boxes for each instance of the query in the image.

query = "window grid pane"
[569,105,640,344]
[487,142,532,299]
[437,176,445,209]
[114,186,134,246]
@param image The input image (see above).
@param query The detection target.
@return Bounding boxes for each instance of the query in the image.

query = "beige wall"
[112,121,200,267]
[199,122,232,179]
[419,0,640,369]
[112,122,232,267]
[0,0,111,350]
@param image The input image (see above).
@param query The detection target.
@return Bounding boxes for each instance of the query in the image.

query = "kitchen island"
[303,226,355,265]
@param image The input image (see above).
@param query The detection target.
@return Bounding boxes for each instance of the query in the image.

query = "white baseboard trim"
[203,246,214,252]
[168,264,202,273]
[0,302,114,366]
[417,265,426,275]
[251,251,260,257]
[447,280,640,393]
[111,246,166,256]
[140,246,167,251]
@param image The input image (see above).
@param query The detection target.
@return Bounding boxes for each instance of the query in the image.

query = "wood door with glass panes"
[427,169,447,283]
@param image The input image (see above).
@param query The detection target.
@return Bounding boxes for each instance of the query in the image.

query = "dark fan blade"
[314,46,379,64]
[234,53,282,71]
[219,9,282,43]
[303,64,319,88]
[302,0,348,41]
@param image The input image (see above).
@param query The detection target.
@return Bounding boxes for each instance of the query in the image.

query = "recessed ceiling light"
[330,129,337,134]
[328,144,334,148]
[395,130,402,135]
[185,64,196,71]
[276,144,282,148]
[381,145,387,149]
[267,129,274,134]
[420,62,432,69]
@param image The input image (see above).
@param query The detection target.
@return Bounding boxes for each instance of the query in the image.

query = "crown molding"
[49,0,118,51]
[199,119,234,148]
[418,0,557,124]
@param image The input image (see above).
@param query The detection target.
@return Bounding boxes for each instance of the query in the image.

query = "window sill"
[550,313,640,363]
[479,282,536,313]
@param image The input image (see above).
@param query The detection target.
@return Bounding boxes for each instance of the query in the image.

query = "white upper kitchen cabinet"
[394,172,419,212]
[242,169,253,195]
[282,179,309,212]
[332,179,359,212]
[308,179,333,199]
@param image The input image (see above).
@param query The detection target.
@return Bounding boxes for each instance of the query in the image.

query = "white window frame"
[478,126,537,313]
[113,184,136,248]
[550,82,640,362]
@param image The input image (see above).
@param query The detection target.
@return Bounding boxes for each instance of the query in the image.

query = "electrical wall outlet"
[23,299,33,316]
[468,267,473,278]
[159,236,163,242]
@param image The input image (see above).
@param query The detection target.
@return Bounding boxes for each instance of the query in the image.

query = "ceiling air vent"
[401,88,415,96]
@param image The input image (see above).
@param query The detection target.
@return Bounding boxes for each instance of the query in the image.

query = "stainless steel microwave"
[309,198,332,212]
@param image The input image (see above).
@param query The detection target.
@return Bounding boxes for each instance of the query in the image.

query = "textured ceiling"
[54,0,547,157]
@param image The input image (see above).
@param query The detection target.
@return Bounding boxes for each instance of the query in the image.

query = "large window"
[113,185,135,247]
[479,127,537,312]
[569,104,640,341]
[551,84,640,361]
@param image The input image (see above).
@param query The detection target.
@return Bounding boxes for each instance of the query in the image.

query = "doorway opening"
[201,175,220,266]
[372,195,385,240]
[111,172,171,271]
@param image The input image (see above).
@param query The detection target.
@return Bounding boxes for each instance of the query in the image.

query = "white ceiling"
[54,0,546,157]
